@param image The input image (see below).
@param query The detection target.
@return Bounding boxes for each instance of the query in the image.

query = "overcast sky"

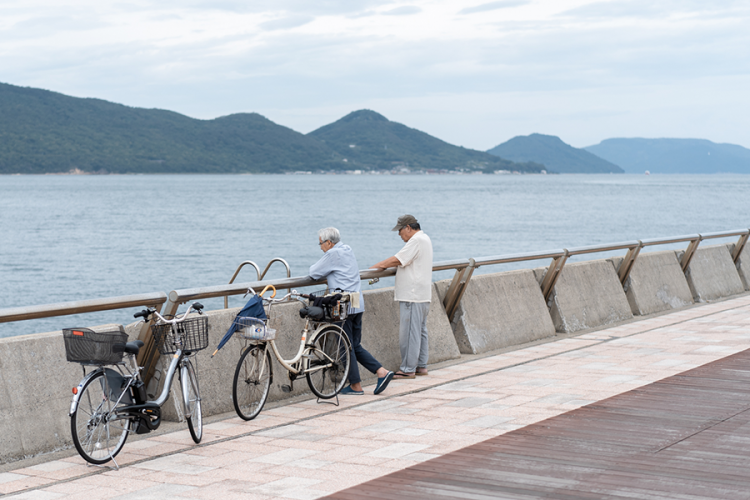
[2,0,749,149]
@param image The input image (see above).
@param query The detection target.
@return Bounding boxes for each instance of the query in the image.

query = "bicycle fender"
[69,367,131,416]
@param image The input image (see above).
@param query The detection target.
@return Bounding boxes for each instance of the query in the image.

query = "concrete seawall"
[435,270,555,355]
[612,250,694,316]
[2,247,748,465]
[680,244,745,302]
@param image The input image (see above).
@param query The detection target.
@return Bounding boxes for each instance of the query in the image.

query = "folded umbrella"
[211,294,267,356]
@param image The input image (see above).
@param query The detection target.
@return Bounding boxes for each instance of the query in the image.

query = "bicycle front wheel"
[71,370,131,465]
[181,359,202,443]
[306,326,350,399]
[233,344,272,420]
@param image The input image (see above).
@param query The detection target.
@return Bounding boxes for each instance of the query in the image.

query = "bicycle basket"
[63,327,128,365]
[151,315,209,355]
[233,317,276,341]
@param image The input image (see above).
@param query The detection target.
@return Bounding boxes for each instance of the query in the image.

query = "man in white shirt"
[371,215,433,379]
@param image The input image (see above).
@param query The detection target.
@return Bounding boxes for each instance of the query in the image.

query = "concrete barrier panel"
[546,260,633,333]
[0,324,133,465]
[359,285,461,378]
[728,243,750,291]
[435,270,556,354]
[679,244,745,302]
[612,251,694,316]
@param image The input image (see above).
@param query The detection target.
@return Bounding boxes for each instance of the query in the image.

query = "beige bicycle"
[225,286,352,420]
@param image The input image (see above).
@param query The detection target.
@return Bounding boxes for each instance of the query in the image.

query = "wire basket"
[307,288,329,299]
[234,317,276,341]
[63,327,128,365]
[151,315,209,355]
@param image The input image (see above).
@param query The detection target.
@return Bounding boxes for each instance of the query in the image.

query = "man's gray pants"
[399,301,430,373]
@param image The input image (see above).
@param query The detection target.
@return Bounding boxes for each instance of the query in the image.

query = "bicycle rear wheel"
[233,344,272,420]
[181,359,202,443]
[306,326,350,399]
[71,370,131,465]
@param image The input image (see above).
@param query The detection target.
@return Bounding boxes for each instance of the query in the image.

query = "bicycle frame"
[251,317,348,379]
[69,347,187,417]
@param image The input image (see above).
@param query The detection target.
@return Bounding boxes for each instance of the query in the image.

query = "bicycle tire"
[181,359,203,443]
[70,370,131,465]
[305,326,350,399]
[233,344,272,420]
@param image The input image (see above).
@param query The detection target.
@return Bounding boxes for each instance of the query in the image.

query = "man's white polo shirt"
[394,231,433,303]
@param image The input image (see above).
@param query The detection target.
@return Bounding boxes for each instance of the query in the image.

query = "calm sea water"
[2,173,749,338]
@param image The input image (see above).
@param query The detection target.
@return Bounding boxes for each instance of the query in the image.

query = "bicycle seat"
[113,340,145,356]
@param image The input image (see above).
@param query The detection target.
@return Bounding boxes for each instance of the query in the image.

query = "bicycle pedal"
[281,385,292,393]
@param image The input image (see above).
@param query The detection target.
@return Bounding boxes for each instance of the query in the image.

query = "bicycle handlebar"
[134,302,204,324]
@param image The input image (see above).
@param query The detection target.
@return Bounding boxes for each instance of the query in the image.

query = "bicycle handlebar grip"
[134,309,151,319]
[193,302,204,311]
[260,284,277,298]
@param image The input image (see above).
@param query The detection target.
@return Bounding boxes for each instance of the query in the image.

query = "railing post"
[681,236,703,272]
[541,250,569,302]
[141,294,182,390]
[731,231,749,263]
[618,241,643,285]
[443,259,476,322]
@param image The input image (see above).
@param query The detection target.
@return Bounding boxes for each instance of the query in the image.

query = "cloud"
[458,1,529,15]
[258,14,314,30]
[560,0,750,19]
[382,6,421,16]
[158,0,384,16]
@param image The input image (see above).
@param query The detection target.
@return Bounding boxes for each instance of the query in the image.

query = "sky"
[1,0,749,150]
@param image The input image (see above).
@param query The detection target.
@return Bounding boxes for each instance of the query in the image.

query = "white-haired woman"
[309,227,394,395]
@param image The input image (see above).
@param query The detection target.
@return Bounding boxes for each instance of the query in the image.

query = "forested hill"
[584,138,750,174]
[0,82,342,174]
[308,110,546,173]
[487,133,623,173]
[0,82,542,174]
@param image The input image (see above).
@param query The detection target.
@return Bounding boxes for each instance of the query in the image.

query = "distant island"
[487,133,623,174]
[4,81,748,175]
[584,138,750,174]
[0,82,544,175]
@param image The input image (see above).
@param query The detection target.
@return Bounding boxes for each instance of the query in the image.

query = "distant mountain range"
[0,82,543,174]
[487,133,623,174]
[3,82,749,175]
[584,138,750,174]
[310,110,542,173]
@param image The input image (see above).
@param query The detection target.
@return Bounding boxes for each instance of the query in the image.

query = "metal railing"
[2,228,747,383]
[0,292,167,323]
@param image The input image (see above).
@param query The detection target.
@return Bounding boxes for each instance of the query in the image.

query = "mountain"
[486,133,623,173]
[307,110,546,173]
[0,82,341,174]
[584,138,750,174]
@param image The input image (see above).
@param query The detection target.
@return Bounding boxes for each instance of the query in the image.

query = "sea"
[2,173,749,338]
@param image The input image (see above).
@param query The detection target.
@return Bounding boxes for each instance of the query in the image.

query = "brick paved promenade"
[2,294,749,499]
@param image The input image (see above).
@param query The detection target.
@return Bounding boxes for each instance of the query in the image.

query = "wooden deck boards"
[326,349,750,500]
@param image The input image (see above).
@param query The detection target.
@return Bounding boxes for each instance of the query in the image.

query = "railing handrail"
[700,229,749,240]
[3,228,748,327]
[640,234,701,247]
[474,249,566,267]
[0,292,168,324]
[566,240,641,256]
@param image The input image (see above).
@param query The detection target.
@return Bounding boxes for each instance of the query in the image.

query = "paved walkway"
[2,294,750,499]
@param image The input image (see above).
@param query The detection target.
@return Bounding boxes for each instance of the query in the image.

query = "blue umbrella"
[211,294,267,356]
